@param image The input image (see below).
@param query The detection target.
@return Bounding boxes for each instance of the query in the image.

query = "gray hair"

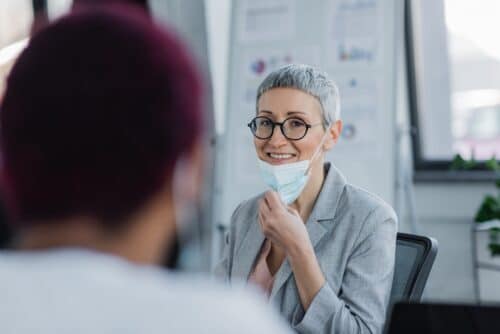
[256,64,341,125]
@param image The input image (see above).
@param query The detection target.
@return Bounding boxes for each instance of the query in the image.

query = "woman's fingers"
[265,191,283,211]
[259,209,273,238]
[259,198,271,218]
[287,206,300,217]
[259,199,278,237]
[258,204,270,227]
[259,193,288,239]
[258,210,264,229]
[263,192,273,211]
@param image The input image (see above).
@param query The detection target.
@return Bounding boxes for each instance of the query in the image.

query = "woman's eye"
[260,120,272,127]
[290,120,305,128]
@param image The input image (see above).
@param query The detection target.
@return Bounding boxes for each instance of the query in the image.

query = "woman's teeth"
[268,153,294,159]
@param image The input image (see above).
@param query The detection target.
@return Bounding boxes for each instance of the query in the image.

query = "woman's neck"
[291,159,325,222]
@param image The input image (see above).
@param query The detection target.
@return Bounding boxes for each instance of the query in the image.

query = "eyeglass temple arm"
[305,123,332,175]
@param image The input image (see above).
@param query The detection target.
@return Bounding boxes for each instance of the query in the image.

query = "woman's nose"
[267,126,288,147]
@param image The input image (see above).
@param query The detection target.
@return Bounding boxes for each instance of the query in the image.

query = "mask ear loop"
[305,121,333,175]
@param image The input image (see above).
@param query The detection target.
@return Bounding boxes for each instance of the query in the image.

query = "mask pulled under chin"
[257,121,333,205]
[257,159,310,205]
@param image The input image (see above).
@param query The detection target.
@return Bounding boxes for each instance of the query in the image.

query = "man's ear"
[323,120,342,150]
[185,140,205,201]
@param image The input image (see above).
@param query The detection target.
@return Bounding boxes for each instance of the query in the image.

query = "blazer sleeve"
[291,206,398,334]
[213,203,243,282]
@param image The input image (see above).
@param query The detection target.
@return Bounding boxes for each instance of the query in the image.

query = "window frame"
[405,0,499,182]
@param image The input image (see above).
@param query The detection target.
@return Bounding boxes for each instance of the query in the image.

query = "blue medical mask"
[258,159,310,205]
[257,126,331,205]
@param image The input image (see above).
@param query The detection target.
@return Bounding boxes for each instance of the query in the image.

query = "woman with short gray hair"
[216,64,397,334]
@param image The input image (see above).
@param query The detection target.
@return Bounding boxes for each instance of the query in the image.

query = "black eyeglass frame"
[247,116,322,141]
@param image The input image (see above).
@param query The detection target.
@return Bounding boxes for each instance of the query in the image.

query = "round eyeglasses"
[247,116,322,140]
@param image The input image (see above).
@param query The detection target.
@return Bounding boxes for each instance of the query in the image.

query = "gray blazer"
[215,163,397,334]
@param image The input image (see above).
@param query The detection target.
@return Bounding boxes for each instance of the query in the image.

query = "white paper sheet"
[237,0,296,43]
[240,46,321,105]
[327,0,382,67]
[332,75,382,157]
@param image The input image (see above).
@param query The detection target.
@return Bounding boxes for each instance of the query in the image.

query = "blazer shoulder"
[339,184,398,249]
[341,183,397,225]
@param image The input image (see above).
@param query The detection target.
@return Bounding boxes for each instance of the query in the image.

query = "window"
[407,0,500,179]
[0,0,33,98]
[0,0,33,48]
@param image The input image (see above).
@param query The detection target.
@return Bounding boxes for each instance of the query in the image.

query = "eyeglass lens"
[250,117,307,140]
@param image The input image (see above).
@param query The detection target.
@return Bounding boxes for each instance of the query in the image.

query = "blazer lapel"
[269,163,347,301]
[231,212,265,280]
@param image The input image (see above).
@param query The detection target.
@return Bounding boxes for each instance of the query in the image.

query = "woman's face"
[255,87,339,165]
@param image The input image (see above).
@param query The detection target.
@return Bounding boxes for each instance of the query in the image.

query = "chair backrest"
[389,233,438,304]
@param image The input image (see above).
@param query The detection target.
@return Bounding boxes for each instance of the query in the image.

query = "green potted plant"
[451,155,500,255]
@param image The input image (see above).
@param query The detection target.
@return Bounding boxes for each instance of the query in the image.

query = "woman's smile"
[265,152,298,164]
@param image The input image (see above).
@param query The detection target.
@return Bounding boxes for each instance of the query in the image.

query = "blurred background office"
[1,0,499,306]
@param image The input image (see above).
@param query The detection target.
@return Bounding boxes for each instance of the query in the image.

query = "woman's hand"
[258,190,325,310]
[258,191,311,256]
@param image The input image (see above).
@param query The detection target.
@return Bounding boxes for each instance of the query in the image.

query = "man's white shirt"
[0,248,292,334]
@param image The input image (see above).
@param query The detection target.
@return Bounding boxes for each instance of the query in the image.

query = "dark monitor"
[386,302,500,334]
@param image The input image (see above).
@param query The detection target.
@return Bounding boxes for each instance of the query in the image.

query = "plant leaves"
[485,157,499,172]
[475,195,500,222]
[450,154,467,170]
[488,242,500,256]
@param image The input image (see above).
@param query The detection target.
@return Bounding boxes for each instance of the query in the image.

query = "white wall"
[401,184,495,302]
[204,0,231,134]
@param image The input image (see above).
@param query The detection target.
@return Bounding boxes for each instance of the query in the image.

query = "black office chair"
[389,232,438,304]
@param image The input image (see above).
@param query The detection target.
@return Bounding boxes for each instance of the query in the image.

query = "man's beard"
[162,235,180,269]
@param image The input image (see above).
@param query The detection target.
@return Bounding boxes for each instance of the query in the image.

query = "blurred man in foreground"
[0,5,291,333]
